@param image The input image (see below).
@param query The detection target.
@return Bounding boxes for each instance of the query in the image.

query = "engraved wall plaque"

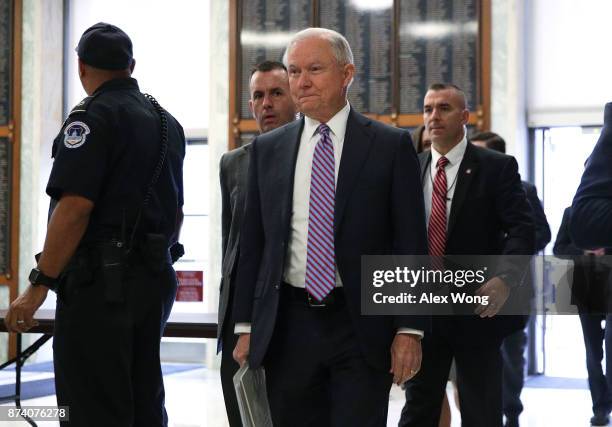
[0,0,12,126]
[239,0,311,119]
[0,138,10,274]
[399,0,478,113]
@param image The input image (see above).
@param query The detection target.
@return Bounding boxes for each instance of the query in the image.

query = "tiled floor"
[0,367,600,427]
[0,314,601,427]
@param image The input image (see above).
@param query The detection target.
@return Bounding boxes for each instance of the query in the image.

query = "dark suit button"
[275,284,280,290]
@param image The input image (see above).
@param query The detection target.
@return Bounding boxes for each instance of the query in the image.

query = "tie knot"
[317,123,330,137]
[437,156,449,169]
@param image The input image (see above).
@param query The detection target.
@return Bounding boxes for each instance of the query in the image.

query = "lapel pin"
[466,168,472,174]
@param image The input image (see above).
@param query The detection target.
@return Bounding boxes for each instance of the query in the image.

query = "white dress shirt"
[234,103,349,335]
[424,132,468,225]
[283,102,350,288]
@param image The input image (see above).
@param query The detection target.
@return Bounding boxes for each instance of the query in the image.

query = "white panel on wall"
[527,0,612,127]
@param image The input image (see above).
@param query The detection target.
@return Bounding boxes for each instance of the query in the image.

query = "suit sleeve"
[220,154,231,261]
[553,208,583,258]
[571,111,612,248]
[524,183,551,252]
[176,123,186,209]
[232,139,264,324]
[494,157,535,286]
[391,131,430,333]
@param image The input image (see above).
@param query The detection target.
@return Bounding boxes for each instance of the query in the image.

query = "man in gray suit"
[218,60,296,426]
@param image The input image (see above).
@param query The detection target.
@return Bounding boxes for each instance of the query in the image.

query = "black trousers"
[579,312,612,417]
[220,295,242,427]
[400,321,503,427]
[501,328,527,421]
[53,261,177,427]
[264,287,392,427]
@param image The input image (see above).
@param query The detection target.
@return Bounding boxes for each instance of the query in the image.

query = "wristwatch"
[28,268,58,291]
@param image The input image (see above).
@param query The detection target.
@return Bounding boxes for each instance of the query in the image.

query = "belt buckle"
[307,292,327,308]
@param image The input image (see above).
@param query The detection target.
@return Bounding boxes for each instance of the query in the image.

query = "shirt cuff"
[396,328,424,339]
[234,323,251,334]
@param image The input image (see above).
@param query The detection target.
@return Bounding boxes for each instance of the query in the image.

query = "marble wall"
[204,0,229,367]
[491,0,529,178]
[11,0,63,360]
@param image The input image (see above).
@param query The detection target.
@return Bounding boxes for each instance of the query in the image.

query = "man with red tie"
[232,28,428,426]
[399,83,534,427]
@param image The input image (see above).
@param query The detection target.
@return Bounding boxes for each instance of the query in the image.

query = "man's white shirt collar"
[303,102,351,141]
[431,129,468,168]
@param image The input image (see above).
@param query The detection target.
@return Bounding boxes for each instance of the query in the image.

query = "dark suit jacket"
[522,181,550,253]
[218,144,251,352]
[419,143,535,339]
[554,207,611,311]
[514,181,550,307]
[233,108,429,370]
[571,103,612,248]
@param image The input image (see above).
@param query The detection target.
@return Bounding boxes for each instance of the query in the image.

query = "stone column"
[491,0,529,178]
[205,0,229,367]
[15,0,63,359]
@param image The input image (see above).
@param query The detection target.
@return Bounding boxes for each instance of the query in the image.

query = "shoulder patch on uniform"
[63,121,91,149]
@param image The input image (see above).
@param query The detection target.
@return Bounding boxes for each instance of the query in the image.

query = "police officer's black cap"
[76,22,134,70]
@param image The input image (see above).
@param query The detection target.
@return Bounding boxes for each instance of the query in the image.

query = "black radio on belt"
[101,239,126,303]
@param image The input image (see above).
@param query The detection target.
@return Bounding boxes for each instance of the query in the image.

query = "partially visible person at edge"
[413,124,432,153]
[571,103,612,249]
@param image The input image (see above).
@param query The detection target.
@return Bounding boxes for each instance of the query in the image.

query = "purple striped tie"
[305,123,336,301]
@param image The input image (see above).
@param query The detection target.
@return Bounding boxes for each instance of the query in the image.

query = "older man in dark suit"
[400,84,534,427]
[571,103,612,249]
[218,60,296,426]
[232,28,428,426]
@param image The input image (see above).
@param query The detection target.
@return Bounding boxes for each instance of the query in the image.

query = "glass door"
[532,126,601,378]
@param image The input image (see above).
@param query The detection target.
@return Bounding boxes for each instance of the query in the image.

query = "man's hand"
[233,333,251,367]
[474,276,510,318]
[390,333,422,385]
[4,285,48,333]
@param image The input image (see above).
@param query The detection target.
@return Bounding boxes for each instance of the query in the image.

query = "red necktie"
[428,156,449,258]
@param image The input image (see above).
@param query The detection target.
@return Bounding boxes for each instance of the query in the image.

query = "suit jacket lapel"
[420,152,432,182]
[270,118,304,233]
[335,109,374,233]
[447,143,479,238]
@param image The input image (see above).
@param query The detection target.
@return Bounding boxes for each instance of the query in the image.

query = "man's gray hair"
[283,27,354,66]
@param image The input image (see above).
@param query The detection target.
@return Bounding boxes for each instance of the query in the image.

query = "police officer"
[5,23,185,427]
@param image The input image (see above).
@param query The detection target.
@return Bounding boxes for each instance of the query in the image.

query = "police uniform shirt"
[46,77,185,244]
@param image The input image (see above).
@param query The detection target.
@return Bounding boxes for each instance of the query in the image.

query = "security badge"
[63,121,91,149]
